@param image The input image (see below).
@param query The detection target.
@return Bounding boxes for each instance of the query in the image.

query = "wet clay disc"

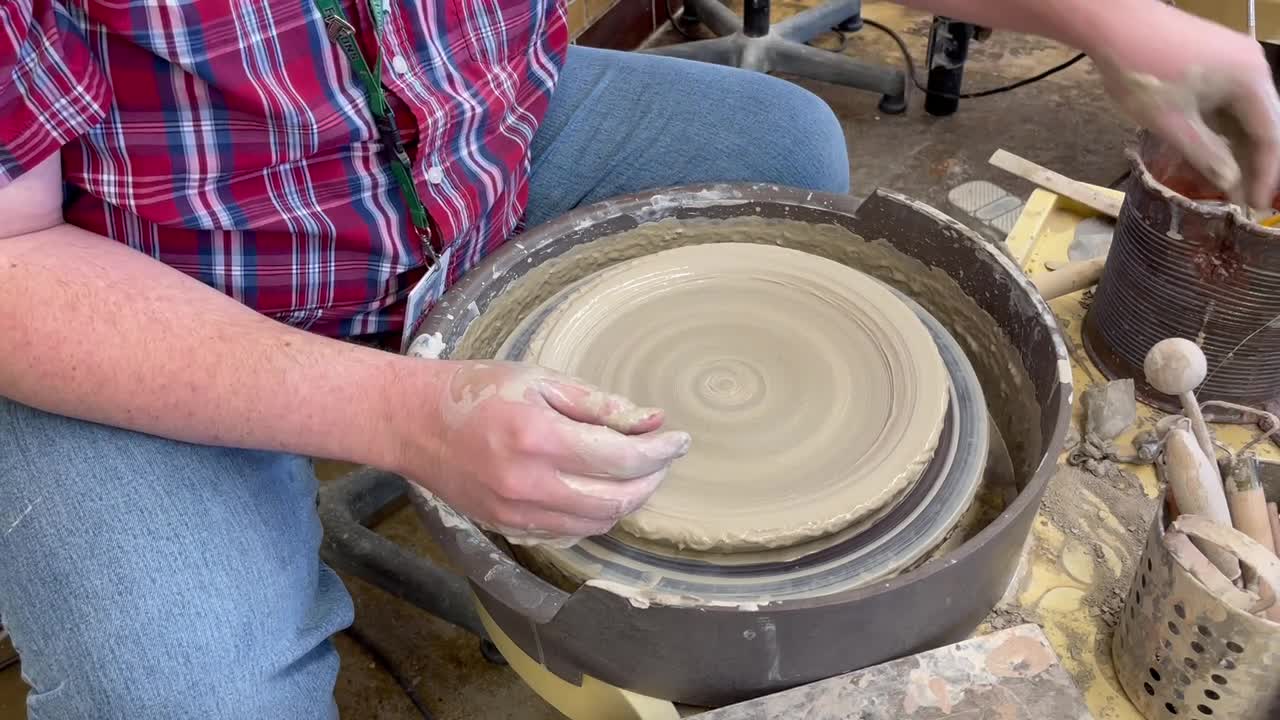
[511,242,950,552]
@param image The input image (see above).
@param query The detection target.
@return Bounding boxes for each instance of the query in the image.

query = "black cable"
[859,18,1087,100]
[343,624,435,720]
[664,0,697,40]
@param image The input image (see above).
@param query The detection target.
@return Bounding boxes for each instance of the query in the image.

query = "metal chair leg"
[769,38,908,112]
[774,0,860,43]
[650,0,910,113]
[642,35,739,64]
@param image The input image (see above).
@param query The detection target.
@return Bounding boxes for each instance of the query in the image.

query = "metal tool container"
[1085,134,1280,418]
[407,184,1073,706]
[1113,505,1280,720]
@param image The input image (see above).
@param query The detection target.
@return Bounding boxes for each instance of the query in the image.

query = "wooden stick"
[1267,502,1280,622]
[1225,457,1276,556]
[989,149,1124,218]
[1229,487,1276,552]
[1030,258,1106,300]
[1268,502,1280,558]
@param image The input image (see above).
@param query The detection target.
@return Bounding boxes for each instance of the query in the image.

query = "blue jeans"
[0,47,846,718]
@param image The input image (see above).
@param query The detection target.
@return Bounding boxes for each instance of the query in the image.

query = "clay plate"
[500,243,950,553]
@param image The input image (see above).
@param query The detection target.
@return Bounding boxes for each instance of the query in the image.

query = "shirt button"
[426,166,445,184]
[391,55,410,75]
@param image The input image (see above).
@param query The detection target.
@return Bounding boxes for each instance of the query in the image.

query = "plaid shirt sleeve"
[0,0,110,188]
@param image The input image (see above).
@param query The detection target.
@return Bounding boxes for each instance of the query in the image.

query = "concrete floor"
[783,1,1133,241]
[0,3,1134,719]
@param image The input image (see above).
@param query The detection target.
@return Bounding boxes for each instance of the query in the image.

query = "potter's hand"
[1093,3,1280,208]
[404,361,691,545]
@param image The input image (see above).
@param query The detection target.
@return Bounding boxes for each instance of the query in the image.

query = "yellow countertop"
[996,187,1279,720]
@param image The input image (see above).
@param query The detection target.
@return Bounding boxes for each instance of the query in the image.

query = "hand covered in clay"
[1093,2,1280,208]
[407,361,691,545]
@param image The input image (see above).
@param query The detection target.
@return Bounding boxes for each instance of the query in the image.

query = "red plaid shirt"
[0,0,567,337]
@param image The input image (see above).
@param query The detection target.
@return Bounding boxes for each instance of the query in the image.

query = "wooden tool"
[1225,455,1277,558]
[1179,512,1280,622]
[1164,428,1240,581]
[1170,515,1280,617]
[1145,338,1217,470]
[989,149,1124,218]
[1268,502,1280,558]
[1030,258,1106,300]
[1166,527,1259,612]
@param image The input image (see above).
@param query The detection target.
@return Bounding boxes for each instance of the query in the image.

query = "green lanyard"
[314,0,439,262]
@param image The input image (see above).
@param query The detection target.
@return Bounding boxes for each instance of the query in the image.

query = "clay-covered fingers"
[536,374,666,434]
[1145,109,1242,196]
[410,360,691,546]
[1227,78,1280,209]
[548,417,691,481]
[485,472,667,542]
[556,469,666,517]
[485,510,617,545]
[506,465,664,522]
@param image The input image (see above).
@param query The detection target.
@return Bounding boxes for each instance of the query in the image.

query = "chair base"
[645,0,908,114]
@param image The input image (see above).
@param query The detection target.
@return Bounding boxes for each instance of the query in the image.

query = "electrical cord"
[664,0,697,40]
[859,18,1087,100]
[343,623,435,720]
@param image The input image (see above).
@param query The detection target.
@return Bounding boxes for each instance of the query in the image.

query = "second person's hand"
[1092,1,1280,208]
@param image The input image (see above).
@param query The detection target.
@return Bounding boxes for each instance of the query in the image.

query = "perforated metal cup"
[1113,507,1280,720]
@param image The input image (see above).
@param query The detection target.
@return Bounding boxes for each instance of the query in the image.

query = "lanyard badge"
[316,0,439,264]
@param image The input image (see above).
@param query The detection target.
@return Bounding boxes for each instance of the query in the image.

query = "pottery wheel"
[499,243,950,553]
[510,285,990,603]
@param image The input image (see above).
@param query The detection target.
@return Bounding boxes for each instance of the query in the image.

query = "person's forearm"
[900,0,1153,63]
[0,223,435,469]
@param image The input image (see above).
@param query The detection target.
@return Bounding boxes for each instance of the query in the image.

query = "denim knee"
[0,398,352,720]
[20,629,344,720]
[744,73,851,194]
[530,47,852,217]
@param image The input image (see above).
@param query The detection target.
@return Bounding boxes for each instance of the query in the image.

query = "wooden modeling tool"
[1145,338,1217,473]
[1164,428,1241,581]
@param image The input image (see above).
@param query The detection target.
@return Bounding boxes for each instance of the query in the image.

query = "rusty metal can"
[1084,134,1280,418]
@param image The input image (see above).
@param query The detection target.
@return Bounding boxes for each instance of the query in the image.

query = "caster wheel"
[878,93,908,115]
[836,14,863,32]
[480,638,508,666]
